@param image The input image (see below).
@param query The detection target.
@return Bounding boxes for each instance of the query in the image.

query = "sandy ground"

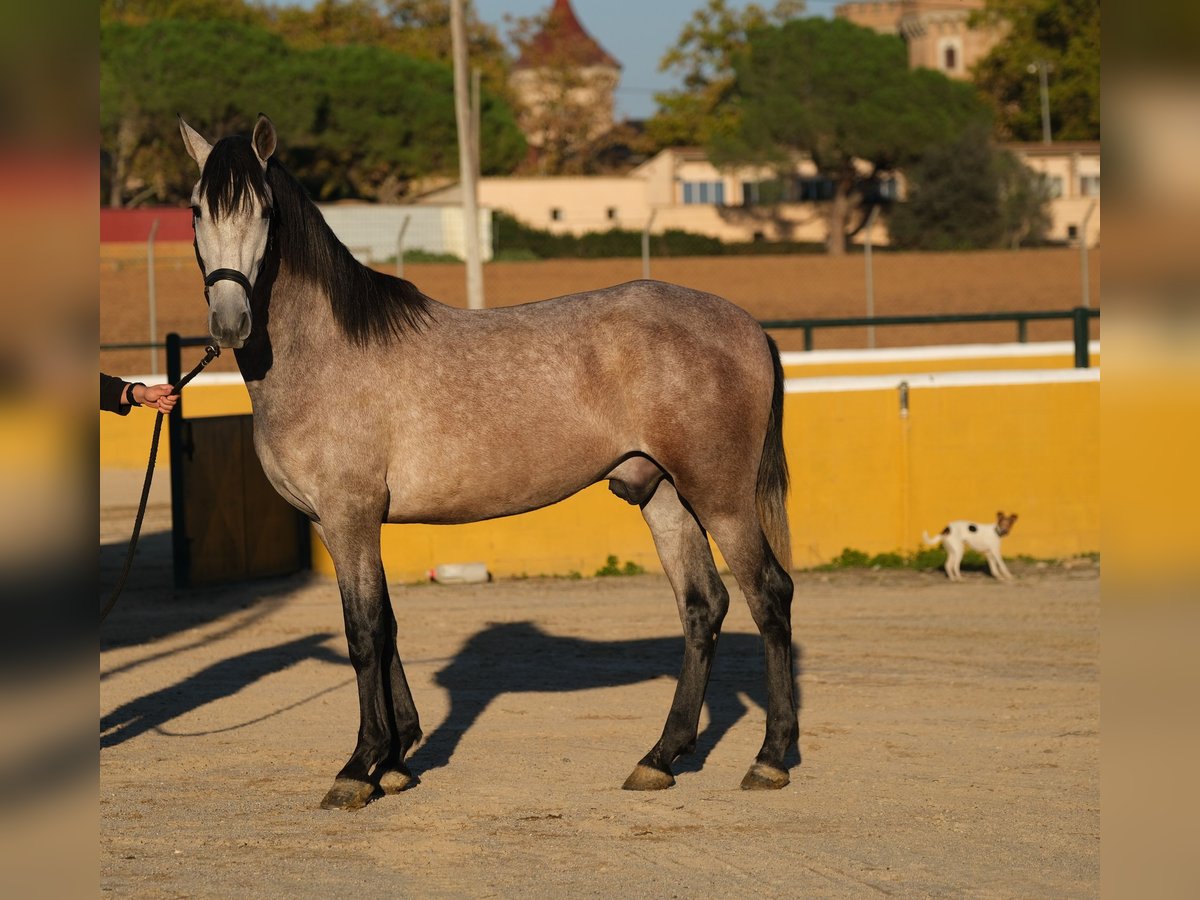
[101,512,1099,897]
[100,244,1100,895]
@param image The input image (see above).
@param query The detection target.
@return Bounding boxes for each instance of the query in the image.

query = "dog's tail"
[922,530,943,547]
[756,334,791,571]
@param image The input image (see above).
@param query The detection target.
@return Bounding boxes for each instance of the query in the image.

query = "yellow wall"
[100,383,251,468]
[784,379,1099,568]
[315,377,1100,580]
[101,366,1099,579]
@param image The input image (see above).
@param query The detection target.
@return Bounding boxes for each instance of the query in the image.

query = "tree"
[101,19,292,206]
[284,44,524,202]
[717,18,990,255]
[887,125,1051,251]
[101,18,525,206]
[100,0,264,25]
[646,0,804,149]
[261,0,513,119]
[971,0,1100,141]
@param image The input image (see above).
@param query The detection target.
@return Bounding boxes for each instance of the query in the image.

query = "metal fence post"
[642,210,657,279]
[864,206,879,349]
[147,218,160,376]
[395,214,411,279]
[1072,307,1090,368]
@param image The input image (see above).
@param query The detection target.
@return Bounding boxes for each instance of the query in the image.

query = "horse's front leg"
[316,519,421,810]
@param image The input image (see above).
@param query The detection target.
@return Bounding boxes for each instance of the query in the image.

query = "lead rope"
[101,345,221,624]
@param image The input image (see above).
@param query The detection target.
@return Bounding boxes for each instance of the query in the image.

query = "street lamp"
[1027,60,1054,144]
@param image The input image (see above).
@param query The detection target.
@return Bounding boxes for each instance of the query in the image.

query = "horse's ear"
[179,117,212,171]
[252,114,276,170]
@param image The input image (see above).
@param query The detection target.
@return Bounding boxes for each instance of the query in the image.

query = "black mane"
[201,136,433,345]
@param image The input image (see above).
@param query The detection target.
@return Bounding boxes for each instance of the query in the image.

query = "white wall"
[317,204,493,263]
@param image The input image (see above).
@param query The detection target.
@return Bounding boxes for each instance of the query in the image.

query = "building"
[835,0,1005,80]
[421,1,1097,250]
[508,0,621,172]
[1009,141,1101,246]
[419,142,1098,249]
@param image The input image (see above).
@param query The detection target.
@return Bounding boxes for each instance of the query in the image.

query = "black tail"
[756,335,792,570]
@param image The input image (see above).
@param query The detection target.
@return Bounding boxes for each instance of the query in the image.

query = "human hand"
[135,383,179,414]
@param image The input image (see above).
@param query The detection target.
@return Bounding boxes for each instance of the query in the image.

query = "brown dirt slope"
[101,248,1100,374]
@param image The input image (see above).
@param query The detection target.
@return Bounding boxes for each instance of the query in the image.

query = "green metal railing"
[760,306,1099,367]
[101,307,1102,369]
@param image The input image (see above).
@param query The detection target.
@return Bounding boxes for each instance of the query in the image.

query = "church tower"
[508,0,622,173]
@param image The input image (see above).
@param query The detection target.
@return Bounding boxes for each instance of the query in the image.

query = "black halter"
[203,266,255,303]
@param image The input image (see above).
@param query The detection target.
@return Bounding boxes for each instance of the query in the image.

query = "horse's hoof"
[377,767,414,794]
[740,762,789,790]
[319,778,376,810]
[622,764,675,791]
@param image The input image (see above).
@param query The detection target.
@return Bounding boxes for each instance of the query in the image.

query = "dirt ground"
[100,243,1100,894]
[101,515,1099,897]
[100,248,1100,374]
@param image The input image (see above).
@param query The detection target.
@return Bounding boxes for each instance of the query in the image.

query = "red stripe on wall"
[101,208,193,242]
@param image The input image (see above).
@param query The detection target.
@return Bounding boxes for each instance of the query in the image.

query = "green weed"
[595,555,646,577]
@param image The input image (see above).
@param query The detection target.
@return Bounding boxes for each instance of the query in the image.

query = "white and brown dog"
[923,511,1019,582]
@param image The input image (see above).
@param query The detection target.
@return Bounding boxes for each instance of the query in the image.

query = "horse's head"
[179,115,276,349]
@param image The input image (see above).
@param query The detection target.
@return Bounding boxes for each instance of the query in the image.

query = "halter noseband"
[203,267,255,303]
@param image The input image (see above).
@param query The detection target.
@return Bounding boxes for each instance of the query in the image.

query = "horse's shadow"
[100,633,347,749]
[409,620,802,777]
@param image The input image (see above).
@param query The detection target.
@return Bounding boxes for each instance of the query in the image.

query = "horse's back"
[372,279,777,523]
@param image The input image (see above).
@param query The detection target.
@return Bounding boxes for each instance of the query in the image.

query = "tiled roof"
[514,0,621,70]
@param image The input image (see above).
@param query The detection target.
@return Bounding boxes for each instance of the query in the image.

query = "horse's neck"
[235,260,336,396]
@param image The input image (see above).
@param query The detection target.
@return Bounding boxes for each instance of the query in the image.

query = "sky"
[268,1,840,120]
[472,0,839,119]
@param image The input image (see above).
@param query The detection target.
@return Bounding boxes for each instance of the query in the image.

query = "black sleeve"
[100,373,132,415]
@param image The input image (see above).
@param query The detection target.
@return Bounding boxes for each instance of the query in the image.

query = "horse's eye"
[191,205,201,219]
[261,207,272,220]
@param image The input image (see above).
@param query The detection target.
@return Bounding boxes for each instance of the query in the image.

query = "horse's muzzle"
[208,297,251,349]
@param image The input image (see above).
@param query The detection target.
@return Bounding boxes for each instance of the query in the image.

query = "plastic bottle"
[429,562,491,584]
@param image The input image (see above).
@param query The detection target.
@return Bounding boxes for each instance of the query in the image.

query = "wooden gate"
[169,414,309,587]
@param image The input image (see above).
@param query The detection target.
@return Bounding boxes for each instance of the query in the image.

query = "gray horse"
[180,115,798,810]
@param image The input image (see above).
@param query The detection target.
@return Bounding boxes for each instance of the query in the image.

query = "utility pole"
[451,0,484,309]
[1080,199,1097,307]
[1028,60,1053,145]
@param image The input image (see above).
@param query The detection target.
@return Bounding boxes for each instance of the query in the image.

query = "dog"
[923,511,1019,582]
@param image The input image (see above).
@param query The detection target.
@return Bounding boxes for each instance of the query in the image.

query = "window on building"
[862,177,899,204]
[682,181,726,205]
[606,207,618,220]
[1046,176,1064,199]
[741,180,785,206]
[796,176,835,202]
[740,177,839,205]
[1079,175,1100,197]
[937,37,963,73]
[550,208,562,221]
[1067,224,1079,240]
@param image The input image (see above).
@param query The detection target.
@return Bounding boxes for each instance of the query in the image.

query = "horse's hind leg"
[623,480,730,790]
[317,520,422,810]
[705,506,798,790]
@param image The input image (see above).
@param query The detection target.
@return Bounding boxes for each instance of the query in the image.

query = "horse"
[179,114,798,810]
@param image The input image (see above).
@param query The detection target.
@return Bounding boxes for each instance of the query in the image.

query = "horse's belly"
[385,442,611,525]
[386,478,591,525]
